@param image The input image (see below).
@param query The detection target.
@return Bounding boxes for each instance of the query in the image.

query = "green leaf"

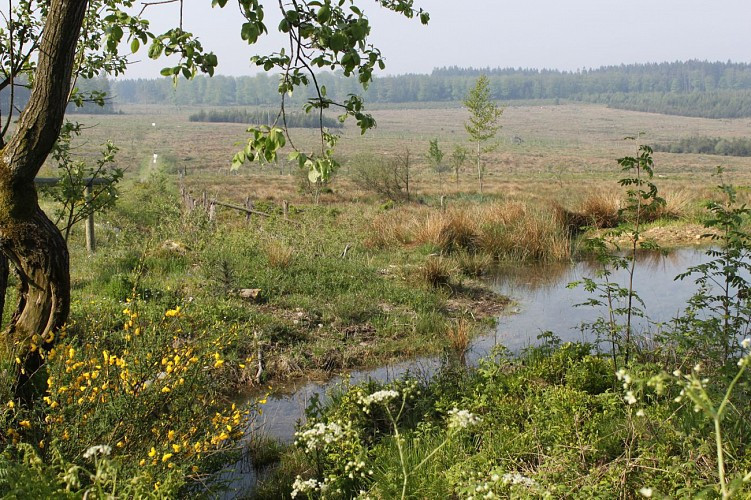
[130,38,140,53]
[308,168,322,183]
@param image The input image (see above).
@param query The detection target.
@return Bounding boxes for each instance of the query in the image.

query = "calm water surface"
[225,247,713,495]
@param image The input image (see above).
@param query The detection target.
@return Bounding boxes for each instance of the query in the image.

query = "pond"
[223,246,715,496]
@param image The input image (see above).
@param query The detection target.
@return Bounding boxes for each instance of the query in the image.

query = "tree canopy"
[0,0,427,394]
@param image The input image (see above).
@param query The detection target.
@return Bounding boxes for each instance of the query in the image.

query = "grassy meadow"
[3,101,751,497]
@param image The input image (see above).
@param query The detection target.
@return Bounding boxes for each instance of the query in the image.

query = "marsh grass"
[419,256,454,289]
[446,318,472,358]
[263,239,294,269]
[369,201,571,262]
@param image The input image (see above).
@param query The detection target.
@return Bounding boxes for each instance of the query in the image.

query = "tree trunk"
[0,254,7,330]
[476,141,483,197]
[0,0,87,394]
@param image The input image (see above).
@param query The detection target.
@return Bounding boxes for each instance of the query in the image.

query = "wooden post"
[208,201,216,222]
[282,200,289,220]
[440,195,446,212]
[84,184,96,254]
[202,190,208,209]
[245,196,253,225]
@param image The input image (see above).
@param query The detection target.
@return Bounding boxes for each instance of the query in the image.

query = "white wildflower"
[672,369,681,377]
[624,391,637,405]
[501,472,537,488]
[291,476,323,498]
[693,363,702,373]
[295,421,345,452]
[639,486,653,497]
[360,389,399,407]
[742,338,751,350]
[83,445,112,460]
[636,409,645,417]
[447,407,482,430]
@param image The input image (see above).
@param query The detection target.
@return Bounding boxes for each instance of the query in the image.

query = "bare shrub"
[349,151,411,202]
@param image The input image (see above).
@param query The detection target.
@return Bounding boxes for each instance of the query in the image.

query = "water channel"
[226,247,714,496]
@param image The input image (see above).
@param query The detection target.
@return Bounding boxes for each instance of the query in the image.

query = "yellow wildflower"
[161,453,173,462]
[19,420,31,429]
[165,306,181,318]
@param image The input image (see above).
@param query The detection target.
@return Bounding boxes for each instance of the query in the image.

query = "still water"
[225,247,713,495]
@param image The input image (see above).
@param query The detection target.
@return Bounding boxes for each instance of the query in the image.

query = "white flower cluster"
[344,459,373,480]
[294,421,345,452]
[447,407,482,430]
[464,470,538,499]
[359,389,399,407]
[501,472,538,488]
[616,368,632,389]
[291,476,328,498]
[738,338,751,367]
[83,444,112,460]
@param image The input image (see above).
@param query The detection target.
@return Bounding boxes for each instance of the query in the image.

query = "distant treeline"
[579,90,751,119]
[107,61,751,118]
[653,136,751,157]
[0,76,118,115]
[188,108,342,128]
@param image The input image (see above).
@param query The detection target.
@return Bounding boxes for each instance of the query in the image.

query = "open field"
[60,102,751,207]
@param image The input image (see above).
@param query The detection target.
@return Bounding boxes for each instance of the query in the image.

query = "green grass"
[255,342,751,499]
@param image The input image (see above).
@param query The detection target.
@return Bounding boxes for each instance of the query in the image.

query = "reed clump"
[368,201,571,262]
[264,239,294,269]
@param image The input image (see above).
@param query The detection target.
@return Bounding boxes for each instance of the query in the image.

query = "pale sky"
[126,0,751,78]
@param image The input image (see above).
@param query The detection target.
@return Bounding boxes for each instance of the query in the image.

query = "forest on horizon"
[77,60,751,119]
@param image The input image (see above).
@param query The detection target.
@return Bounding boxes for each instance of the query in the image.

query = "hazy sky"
[127,0,751,78]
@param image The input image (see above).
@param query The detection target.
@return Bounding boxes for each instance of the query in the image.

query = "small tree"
[39,122,123,242]
[450,144,468,186]
[464,75,503,196]
[426,138,448,194]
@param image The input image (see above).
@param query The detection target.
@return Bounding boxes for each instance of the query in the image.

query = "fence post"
[85,184,96,254]
[245,196,253,225]
[282,200,289,220]
[208,201,216,222]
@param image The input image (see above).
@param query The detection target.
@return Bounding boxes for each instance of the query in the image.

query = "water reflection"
[227,247,714,496]
[486,247,709,353]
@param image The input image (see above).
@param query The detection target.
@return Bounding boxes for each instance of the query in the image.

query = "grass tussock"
[264,239,294,269]
[649,188,693,220]
[368,201,571,262]
[575,191,622,228]
[446,318,471,356]
[419,256,454,288]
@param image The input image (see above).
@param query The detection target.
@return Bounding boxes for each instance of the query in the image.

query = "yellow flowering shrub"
[5,299,265,493]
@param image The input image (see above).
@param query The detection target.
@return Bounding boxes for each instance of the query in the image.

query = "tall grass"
[367,201,571,262]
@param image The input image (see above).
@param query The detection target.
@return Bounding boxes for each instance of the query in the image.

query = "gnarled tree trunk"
[0,0,87,394]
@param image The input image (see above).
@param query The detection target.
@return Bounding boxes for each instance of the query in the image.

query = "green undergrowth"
[0,174,508,497]
[63,174,504,387]
[254,342,751,499]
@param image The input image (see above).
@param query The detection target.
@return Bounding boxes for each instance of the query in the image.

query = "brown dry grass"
[369,201,571,261]
[263,240,294,269]
[447,318,472,356]
[419,255,454,288]
[60,103,751,210]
